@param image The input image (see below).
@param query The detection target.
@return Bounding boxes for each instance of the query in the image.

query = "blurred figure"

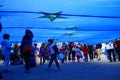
[114,40,120,61]
[20,29,33,73]
[39,43,49,65]
[82,44,89,62]
[96,48,102,61]
[76,46,83,62]
[72,44,76,62]
[68,42,74,62]
[1,34,12,73]
[88,45,94,61]
[61,42,67,63]
[47,39,60,70]
[105,42,116,62]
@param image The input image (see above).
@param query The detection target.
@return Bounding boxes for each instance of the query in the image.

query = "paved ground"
[0,55,120,80]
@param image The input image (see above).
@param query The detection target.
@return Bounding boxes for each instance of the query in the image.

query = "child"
[76,46,82,62]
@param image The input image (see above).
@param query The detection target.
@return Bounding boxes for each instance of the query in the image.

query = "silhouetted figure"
[88,45,94,61]
[20,29,33,73]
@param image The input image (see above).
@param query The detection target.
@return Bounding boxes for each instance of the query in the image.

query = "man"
[105,42,116,62]
[47,39,60,70]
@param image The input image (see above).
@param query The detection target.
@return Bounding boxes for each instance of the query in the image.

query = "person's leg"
[54,54,60,69]
[3,55,10,71]
[112,49,116,61]
[84,54,86,62]
[77,56,80,62]
[48,55,54,68]
[0,71,3,80]
[40,55,43,65]
[23,51,31,71]
[117,48,120,61]
[90,52,94,61]
[86,54,88,62]
[43,56,46,65]
[107,50,112,62]
[68,52,71,61]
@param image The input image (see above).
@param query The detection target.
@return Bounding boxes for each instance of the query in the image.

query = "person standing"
[39,43,49,65]
[1,34,12,73]
[82,44,89,62]
[76,46,83,62]
[47,39,60,70]
[88,45,94,61]
[20,29,33,73]
[105,42,116,62]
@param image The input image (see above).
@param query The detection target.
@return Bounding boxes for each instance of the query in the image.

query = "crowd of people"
[0,29,120,75]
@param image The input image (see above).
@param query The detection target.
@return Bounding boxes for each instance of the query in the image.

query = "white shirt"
[105,42,114,50]
[49,43,55,54]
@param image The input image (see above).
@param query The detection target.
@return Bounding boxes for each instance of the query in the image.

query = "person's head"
[3,34,10,40]
[34,43,37,47]
[25,29,31,35]
[48,39,54,44]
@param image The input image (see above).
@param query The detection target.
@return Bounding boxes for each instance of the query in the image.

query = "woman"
[20,29,33,73]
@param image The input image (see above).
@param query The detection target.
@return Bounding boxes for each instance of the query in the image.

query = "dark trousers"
[23,51,31,70]
[40,55,47,65]
[0,71,3,80]
[48,54,59,68]
[107,49,116,62]
[84,54,88,62]
[115,48,120,61]
[89,51,94,61]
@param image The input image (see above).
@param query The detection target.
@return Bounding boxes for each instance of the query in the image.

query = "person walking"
[47,39,60,70]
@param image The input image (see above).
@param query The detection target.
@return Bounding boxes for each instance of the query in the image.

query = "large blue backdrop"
[0,0,120,44]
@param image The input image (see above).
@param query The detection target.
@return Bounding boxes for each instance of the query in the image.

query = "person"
[88,45,94,61]
[71,44,76,62]
[20,29,33,73]
[1,34,12,73]
[47,39,60,70]
[105,42,116,62]
[114,40,120,61]
[39,43,49,65]
[76,46,83,62]
[68,42,74,62]
[96,48,102,61]
[82,44,89,62]
[61,42,67,63]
